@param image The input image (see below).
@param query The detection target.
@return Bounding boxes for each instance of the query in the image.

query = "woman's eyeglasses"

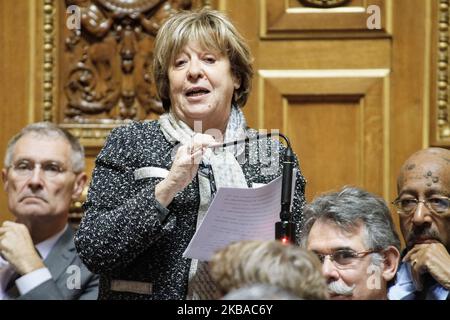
[392,197,450,216]
[314,249,379,269]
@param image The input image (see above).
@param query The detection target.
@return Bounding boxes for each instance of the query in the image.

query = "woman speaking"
[75,8,306,300]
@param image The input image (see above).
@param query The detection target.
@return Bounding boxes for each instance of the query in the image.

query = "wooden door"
[220,0,430,206]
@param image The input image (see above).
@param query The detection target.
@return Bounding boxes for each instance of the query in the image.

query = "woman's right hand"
[155,134,216,207]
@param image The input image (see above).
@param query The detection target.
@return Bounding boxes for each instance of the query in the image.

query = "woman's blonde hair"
[153,8,253,111]
[210,240,329,300]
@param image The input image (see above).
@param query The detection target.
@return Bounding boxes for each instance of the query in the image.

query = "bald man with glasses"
[302,187,401,300]
[388,148,450,300]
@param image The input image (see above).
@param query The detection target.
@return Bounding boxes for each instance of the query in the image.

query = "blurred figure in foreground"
[210,240,328,299]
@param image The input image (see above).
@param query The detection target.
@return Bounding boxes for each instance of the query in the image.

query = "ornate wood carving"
[62,0,194,122]
[39,0,212,150]
[43,0,57,121]
[437,0,450,141]
[40,0,213,224]
[298,0,351,8]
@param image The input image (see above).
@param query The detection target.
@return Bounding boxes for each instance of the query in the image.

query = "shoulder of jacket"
[109,120,159,135]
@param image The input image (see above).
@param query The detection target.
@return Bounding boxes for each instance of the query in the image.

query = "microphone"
[276,138,296,245]
[210,131,296,244]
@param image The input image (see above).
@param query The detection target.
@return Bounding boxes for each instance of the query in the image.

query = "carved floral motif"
[63,0,193,122]
[438,0,450,139]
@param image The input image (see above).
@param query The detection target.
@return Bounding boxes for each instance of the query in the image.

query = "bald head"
[397,148,450,193]
[396,147,450,250]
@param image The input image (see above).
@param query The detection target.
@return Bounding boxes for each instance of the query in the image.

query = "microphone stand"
[210,132,296,244]
[275,134,296,244]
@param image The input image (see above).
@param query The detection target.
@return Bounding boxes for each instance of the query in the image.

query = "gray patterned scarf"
[159,106,249,299]
[159,106,249,189]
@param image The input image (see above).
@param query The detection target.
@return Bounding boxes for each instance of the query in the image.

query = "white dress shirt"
[0,224,68,299]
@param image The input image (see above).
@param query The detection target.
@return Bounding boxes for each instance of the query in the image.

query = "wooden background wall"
[1,0,449,241]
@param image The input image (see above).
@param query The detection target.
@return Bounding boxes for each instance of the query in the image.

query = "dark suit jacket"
[9,226,99,300]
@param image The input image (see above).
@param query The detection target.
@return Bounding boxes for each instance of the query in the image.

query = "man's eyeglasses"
[10,160,69,179]
[392,197,450,216]
[314,249,379,270]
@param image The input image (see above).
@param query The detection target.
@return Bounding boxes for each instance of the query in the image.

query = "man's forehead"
[399,158,450,194]
[402,159,448,177]
[12,134,71,162]
[307,219,366,250]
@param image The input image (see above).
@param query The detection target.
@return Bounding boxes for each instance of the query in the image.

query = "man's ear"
[381,245,401,282]
[2,168,9,191]
[72,172,88,200]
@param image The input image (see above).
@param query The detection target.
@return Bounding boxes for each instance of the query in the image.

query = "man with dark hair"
[302,187,400,300]
[0,122,98,299]
[388,148,450,300]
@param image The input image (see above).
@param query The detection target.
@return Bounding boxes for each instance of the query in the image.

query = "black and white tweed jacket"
[75,120,306,300]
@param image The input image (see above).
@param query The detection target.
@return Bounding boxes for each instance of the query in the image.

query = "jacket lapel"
[44,226,76,281]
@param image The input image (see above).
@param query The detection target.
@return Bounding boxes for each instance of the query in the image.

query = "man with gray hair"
[0,122,98,299]
[302,187,400,299]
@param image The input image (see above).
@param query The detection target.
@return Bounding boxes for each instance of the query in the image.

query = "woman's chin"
[182,107,223,127]
[185,108,212,118]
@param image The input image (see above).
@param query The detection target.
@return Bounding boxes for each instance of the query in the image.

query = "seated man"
[302,187,400,300]
[0,122,99,299]
[388,147,450,300]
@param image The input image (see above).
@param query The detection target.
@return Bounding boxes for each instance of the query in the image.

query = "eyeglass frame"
[391,196,450,216]
[8,159,75,179]
[314,249,380,270]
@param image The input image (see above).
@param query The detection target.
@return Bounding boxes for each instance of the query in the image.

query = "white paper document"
[183,174,294,261]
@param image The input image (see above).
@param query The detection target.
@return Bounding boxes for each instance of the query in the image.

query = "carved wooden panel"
[262,0,390,39]
[34,0,214,225]
[258,69,390,200]
[38,0,212,153]
[430,0,450,146]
